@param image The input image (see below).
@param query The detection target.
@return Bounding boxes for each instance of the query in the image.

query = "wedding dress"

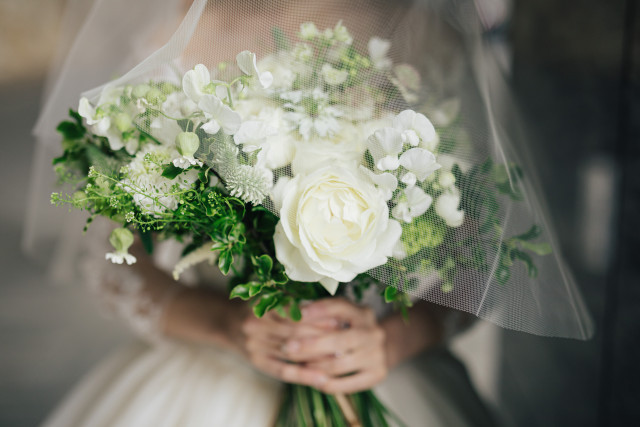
[41,231,496,427]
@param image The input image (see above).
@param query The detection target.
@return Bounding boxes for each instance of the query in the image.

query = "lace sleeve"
[79,221,189,343]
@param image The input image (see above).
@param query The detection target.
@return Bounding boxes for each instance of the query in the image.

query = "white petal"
[393,110,416,132]
[201,120,221,134]
[319,277,339,295]
[183,64,210,102]
[376,155,400,171]
[78,98,96,123]
[435,193,465,227]
[399,148,441,181]
[392,202,411,223]
[236,51,257,76]
[401,172,417,187]
[405,186,433,217]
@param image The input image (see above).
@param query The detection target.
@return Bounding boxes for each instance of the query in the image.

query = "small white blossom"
[236,51,273,89]
[392,186,433,223]
[368,37,392,70]
[300,22,319,40]
[393,110,439,151]
[399,148,441,184]
[333,21,353,44]
[435,191,465,227]
[367,127,404,171]
[198,94,241,135]
[321,64,348,86]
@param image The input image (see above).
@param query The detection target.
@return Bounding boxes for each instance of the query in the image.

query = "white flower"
[78,98,136,154]
[236,51,273,89]
[399,148,441,186]
[182,64,212,103]
[257,53,298,90]
[333,21,353,44]
[234,105,295,170]
[392,186,433,223]
[292,122,367,175]
[162,92,198,118]
[360,166,398,201]
[367,127,404,171]
[173,132,203,168]
[300,22,319,40]
[274,166,402,295]
[435,191,465,227]
[321,64,349,86]
[122,144,199,217]
[368,37,392,70]
[105,228,137,265]
[150,115,182,146]
[393,110,439,151]
[294,43,313,62]
[198,94,241,135]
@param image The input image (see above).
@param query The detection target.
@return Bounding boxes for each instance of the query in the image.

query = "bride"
[29,0,591,425]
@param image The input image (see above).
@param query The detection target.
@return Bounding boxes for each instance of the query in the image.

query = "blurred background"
[0,0,637,425]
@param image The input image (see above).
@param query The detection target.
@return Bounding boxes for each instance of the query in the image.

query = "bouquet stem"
[334,393,361,427]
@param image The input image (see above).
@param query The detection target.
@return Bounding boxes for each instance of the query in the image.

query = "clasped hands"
[241,298,388,394]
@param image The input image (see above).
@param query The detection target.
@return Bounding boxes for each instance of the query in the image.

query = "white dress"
[41,239,496,427]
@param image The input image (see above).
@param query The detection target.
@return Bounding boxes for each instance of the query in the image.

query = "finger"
[318,368,388,394]
[301,298,375,327]
[304,345,382,377]
[282,327,383,361]
[250,354,328,388]
[242,315,327,340]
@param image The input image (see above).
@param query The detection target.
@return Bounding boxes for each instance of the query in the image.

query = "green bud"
[158,82,179,95]
[109,228,134,253]
[113,112,132,132]
[145,88,166,104]
[132,84,151,99]
[175,132,200,157]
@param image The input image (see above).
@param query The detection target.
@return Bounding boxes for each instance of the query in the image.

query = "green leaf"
[137,229,154,255]
[515,224,543,241]
[253,294,276,318]
[512,249,538,278]
[161,164,183,179]
[248,281,264,297]
[56,120,85,140]
[230,284,251,300]
[218,250,233,275]
[253,255,273,280]
[520,241,553,256]
[289,300,302,322]
[383,286,398,303]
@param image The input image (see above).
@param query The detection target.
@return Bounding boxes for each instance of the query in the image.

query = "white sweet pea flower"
[257,53,299,91]
[162,92,198,118]
[173,132,203,168]
[360,166,398,201]
[321,64,349,86]
[198,94,241,135]
[183,64,212,103]
[150,115,182,146]
[78,98,135,154]
[274,166,402,295]
[393,110,439,151]
[300,22,319,40]
[399,148,441,185]
[236,51,273,89]
[435,191,465,227]
[368,37,392,70]
[392,186,433,223]
[105,228,137,265]
[367,127,404,171]
[333,21,353,44]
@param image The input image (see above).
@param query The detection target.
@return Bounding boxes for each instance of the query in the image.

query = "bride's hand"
[286,298,388,394]
[240,310,334,388]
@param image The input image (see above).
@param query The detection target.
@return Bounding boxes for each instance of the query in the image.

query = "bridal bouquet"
[52,21,549,425]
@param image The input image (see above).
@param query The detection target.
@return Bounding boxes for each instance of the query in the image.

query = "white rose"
[274,166,402,294]
[291,122,367,175]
